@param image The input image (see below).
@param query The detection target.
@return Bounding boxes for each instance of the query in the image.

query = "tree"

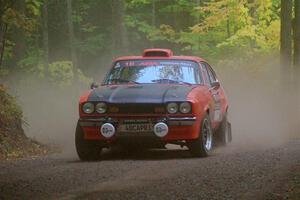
[10,0,26,69]
[151,0,156,47]
[0,0,14,68]
[0,0,290,80]
[280,0,293,67]
[42,0,49,77]
[195,0,202,50]
[111,0,129,56]
[186,0,280,59]
[294,0,300,67]
[0,0,42,73]
[0,23,7,68]
[294,0,300,121]
[66,0,78,77]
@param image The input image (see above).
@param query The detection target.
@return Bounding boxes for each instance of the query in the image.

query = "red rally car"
[76,49,232,160]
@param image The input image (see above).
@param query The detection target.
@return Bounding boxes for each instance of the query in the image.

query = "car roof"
[112,49,207,63]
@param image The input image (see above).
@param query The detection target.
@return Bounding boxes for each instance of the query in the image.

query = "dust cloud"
[11,57,300,157]
[10,66,109,158]
[217,58,300,151]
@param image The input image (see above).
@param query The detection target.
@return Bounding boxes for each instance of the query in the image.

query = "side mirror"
[211,81,220,89]
[90,82,99,89]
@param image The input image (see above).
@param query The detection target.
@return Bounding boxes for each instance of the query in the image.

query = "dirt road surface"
[0,140,299,200]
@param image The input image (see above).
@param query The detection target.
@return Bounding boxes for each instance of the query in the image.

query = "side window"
[203,63,217,84]
[200,63,210,85]
[194,64,203,84]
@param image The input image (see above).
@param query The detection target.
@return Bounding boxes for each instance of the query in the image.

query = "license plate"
[119,123,153,133]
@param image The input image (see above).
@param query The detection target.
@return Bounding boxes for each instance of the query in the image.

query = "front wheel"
[75,122,103,161]
[187,114,213,157]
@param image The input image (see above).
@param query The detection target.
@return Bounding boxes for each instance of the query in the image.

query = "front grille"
[107,103,165,114]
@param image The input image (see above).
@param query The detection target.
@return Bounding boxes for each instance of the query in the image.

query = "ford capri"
[76,49,232,160]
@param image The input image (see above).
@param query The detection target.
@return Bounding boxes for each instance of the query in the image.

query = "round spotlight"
[100,123,115,138]
[154,122,168,137]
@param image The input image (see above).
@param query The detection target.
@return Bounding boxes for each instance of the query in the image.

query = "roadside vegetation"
[0,84,49,159]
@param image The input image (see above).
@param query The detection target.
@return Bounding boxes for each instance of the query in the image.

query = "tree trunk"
[280,0,294,135]
[294,0,300,134]
[42,0,49,77]
[294,0,300,67]
[151,0,156,48]
[66,0,78,77]
[196,0,201,51]
[111,1,116,57]
[119,0,129,54]
[247,0,256,24]
[226,18,231,38]
[280,0,293,68]
[0,24,7,69]
[111,0,128,56]
[248,0,257,48]
[11,0,25,70]
[196,0,201,23]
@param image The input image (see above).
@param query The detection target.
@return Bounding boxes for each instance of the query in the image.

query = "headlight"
[167,103,178,114]
[96,102,107,114]
[82,102,94,114]
[180,102,191,113]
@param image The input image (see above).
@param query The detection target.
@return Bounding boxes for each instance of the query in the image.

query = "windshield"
[104,60,202,85]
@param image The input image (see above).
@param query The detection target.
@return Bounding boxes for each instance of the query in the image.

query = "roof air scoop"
[142,49,173,57]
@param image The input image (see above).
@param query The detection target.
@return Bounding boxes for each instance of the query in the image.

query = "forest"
[0,0,299,85]
[1,1,300,198]
[0,0,299,148]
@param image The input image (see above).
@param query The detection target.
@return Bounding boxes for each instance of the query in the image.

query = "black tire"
[187,114,214,157]
[75,122,103,161]
[216,112,232,146]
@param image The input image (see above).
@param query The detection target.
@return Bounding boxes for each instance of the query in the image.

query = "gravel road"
[0,140,299,200]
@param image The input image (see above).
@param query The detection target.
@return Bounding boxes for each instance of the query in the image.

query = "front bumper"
[79,116,200,141]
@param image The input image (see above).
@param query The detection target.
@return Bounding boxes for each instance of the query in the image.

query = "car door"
[201,62,223,128]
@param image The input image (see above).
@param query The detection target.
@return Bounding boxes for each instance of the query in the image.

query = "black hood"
[88,84,196,103]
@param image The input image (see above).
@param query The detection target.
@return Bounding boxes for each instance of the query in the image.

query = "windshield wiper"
[151,78,192,86]
[177,81,193,86]
[107,78,140,84]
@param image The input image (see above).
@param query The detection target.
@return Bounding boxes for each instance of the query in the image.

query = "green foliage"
[0,0,284,83]
[185,0,281,59]
[26,0,42,16]
[76,33,106,55]
[127,15,176,42]
[1,0,41,33]
[127,0,151,6]
[124,0,281,60]
[19,54,92,88]
[49,61,92,88]
[18,48,44,75]
[49,61,74,87]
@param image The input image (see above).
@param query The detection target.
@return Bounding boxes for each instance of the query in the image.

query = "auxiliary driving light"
[100,123,115,138]
[154,122,168,138]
